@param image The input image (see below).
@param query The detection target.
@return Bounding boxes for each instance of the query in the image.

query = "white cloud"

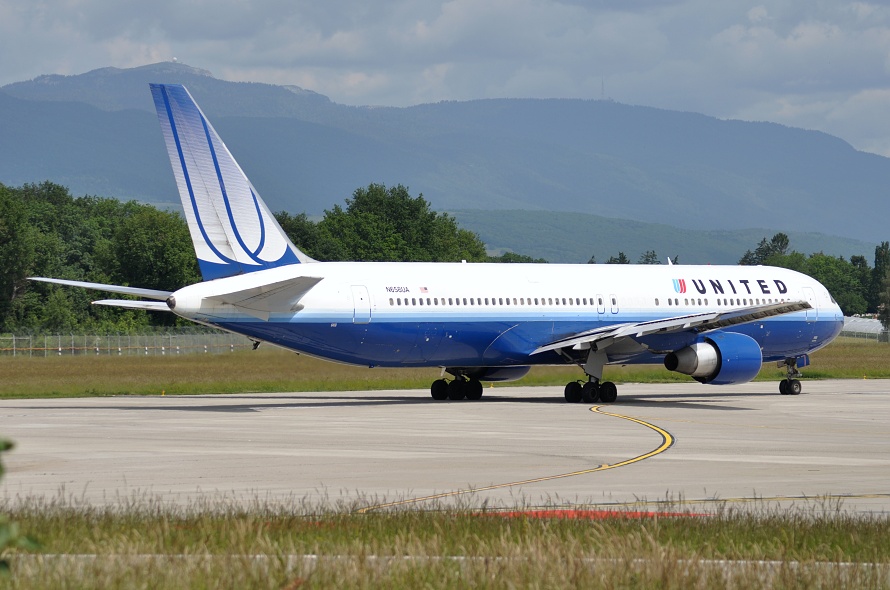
[1,0,890,155]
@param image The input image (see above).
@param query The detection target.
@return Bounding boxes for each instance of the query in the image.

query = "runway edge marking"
[357,405,675,513]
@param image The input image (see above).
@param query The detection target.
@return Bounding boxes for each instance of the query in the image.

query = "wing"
[533,300,812,355]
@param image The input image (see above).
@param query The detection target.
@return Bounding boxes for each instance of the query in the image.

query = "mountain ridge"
[1,61,886,254]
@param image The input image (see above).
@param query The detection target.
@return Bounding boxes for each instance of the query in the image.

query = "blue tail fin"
[150,83,314,281]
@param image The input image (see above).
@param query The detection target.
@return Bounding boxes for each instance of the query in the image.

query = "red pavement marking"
[482,509,705,520]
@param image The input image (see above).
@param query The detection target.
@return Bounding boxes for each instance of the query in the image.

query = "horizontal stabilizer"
[29,277,172,300]
[205,275,323,321]
[534,300,812,355]
[93,300,172,311]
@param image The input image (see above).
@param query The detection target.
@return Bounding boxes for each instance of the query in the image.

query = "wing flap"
[533,300,811,355]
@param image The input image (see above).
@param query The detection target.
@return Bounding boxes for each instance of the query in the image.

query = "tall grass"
[1,338,888,399]
[3,495,888,589]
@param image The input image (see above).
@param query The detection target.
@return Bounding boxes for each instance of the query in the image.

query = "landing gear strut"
[564,350,618,404]
[778,357,803,395]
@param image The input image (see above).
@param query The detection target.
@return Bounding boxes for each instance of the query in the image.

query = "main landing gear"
[564,349,618,404]
[564,379,618,404]
[778,357,804,395]
[430,376,484,401]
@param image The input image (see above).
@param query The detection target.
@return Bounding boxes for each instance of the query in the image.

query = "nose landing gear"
[778,356,806,395]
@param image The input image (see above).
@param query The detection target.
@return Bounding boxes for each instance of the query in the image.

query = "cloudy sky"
[2,0,890,155]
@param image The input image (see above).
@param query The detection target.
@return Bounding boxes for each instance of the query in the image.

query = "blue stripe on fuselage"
[212,313,842,368]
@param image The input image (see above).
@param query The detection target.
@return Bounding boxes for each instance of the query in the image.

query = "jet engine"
[663,332,763,385]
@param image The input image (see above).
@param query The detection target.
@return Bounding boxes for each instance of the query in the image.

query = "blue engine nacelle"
[663,332,763,385]
[459,366,531,382]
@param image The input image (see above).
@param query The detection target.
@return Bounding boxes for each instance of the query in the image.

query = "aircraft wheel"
[447,379,467,400]
[788,379,802,395]
[465,379,484,400]
[779,380,788,395]
[564,382,582,403]
[431,379,449,400]
[581,381,600,403]
[599,381,618,403]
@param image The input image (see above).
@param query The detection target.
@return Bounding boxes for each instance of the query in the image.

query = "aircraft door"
[610,294,619,314]
[802,287,817,322]
[351,285,371,324]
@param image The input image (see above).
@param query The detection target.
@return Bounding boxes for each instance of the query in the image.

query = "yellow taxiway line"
[358,404,675,513]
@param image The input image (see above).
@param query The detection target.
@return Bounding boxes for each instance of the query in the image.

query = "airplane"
[31,84,845,403]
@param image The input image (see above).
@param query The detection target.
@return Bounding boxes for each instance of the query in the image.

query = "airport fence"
[0,329,253,358]
[840,316,889,342]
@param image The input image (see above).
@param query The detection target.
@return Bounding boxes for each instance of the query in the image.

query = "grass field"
[3,339,890,588]
[3,496,889,589]
[1,337,888,399]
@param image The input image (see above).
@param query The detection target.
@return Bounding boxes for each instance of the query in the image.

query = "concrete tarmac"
[2,380,889,513]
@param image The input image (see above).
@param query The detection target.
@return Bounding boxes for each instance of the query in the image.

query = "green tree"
[111,206,201,292]
[274,211,347,261]
[0,182,203,332]
[606,252,630,264]
[870,242,890,313]
[488,252,548,263]
[0,185,37,331]
[879,274,890,331]
[318,184,488,262]
[638,250,660,264]
[739,232,790,265]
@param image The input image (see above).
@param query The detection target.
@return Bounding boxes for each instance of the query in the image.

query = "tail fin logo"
[151,84,310,281]
[672,279,686,293]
